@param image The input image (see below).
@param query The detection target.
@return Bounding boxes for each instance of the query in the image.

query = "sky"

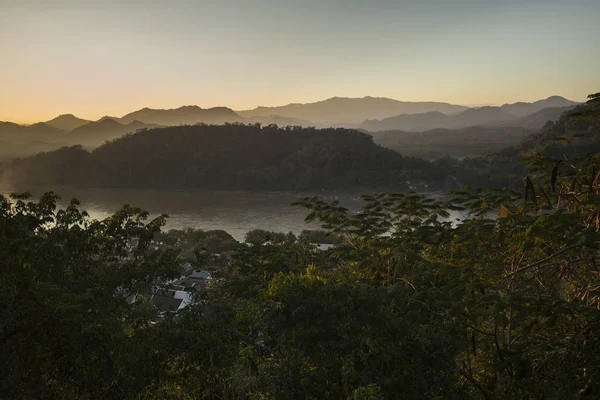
[1,0,599,123]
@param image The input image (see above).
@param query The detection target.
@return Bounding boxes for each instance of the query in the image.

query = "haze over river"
[1,187,356,241]
[1,187,469,241]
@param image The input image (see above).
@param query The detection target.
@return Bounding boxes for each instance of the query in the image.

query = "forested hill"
[518,95,600,156]
[5,124,406,191]
[454,94,600,189]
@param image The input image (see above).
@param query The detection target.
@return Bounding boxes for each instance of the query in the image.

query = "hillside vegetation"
[368,126,535,159]
[5,124,405,191]
[368,96,600,190]
[360,97,577,132]
[456,94,600,188]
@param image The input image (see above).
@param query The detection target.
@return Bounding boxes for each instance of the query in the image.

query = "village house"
[149,289,193,313]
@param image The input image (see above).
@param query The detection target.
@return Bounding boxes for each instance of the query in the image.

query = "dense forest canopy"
[367,126,536,159]
[4,124,406,191]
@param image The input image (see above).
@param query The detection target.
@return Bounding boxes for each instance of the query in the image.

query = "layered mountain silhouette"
[0,106,243,160]
[0,95,580,161]
[500,96,579,117]
[238,96,469,125]
[118,105,243,125]
[0,121,65,143]
[360,107,515,131]
[368,126,535,159]
[0,122,71,161]
[360,96,578,132]
[495,106,576,130]
[45,114,91,131]
[68,119,161,147]
[244,115,326,128]
[0,119,159,160]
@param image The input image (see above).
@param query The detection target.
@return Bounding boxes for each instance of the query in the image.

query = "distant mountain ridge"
[68,119,161,147]
[238,96,470,125]
[118,105,243,125]
[45,114,91,131]
[0,121,64,142]
[245,115,326,129]
[0,95,580,161]
[0,106,243,160]
[360,107,517,132]
[368,126,536,159]
[0,118,159,160]
[0,121,72,161]
[500,96,579,117]
[495,105,577,130]
[360,96,579,132]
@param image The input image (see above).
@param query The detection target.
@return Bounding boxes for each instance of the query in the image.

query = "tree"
[0,192,181,398]
[244,228,272,246]
[298,229,342,244]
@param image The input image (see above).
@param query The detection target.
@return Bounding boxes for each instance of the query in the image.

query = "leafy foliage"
[155,227,241,254]
[0,192,181,398]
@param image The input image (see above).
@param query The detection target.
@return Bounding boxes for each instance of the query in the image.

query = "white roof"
[173,290,193,311]
[190,270,212,280]
[312,243,335,251]
[150,289,194,312]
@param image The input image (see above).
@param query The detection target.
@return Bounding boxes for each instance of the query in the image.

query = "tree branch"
[503,243,585,279]
[453,363,494,400]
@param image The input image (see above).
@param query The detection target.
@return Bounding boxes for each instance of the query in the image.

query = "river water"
[0,187,365,241]
[1,187,471,241]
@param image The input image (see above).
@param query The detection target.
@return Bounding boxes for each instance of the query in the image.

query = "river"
[0,187,471,241]
[0,187,365,241]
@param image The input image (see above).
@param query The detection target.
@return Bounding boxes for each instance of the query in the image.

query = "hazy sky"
[1,0,599,123]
